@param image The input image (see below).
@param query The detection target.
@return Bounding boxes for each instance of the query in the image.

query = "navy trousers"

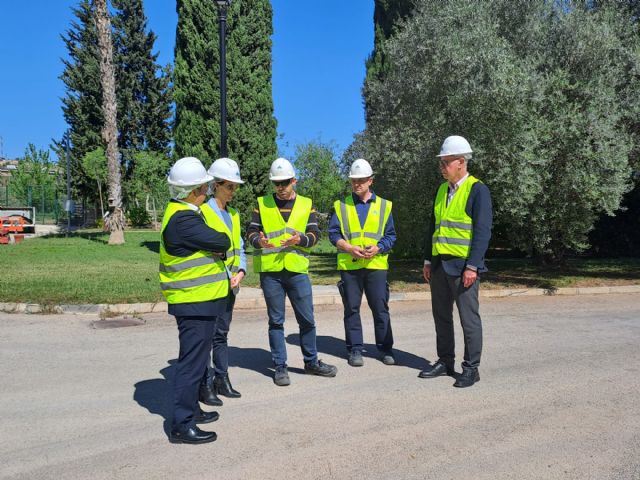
[173,315,216,429]
[207,294,235,378]
[338,269,394,354]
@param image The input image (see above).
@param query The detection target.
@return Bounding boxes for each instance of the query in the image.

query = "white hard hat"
[348,158,374,179]
[269,157,296,181]
[208,157,245,184]
[436,135,473,157]
[167,157,213,186]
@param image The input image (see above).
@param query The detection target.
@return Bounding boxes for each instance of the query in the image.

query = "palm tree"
[94,0,125,244]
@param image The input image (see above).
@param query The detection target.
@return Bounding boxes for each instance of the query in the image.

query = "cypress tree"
[364,0,416,120]
[174,0,277,219]
[58,0,171,204]
[112,0,172,176]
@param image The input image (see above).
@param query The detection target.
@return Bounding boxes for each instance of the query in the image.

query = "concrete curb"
[1,284,639,316]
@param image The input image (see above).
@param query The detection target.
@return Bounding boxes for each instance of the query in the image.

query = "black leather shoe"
[214,374,241,398]
[194,409,220,424]
[418,361,455,378]
[453,367,480,388]
[169,426,217,444]
[199,383,223,406]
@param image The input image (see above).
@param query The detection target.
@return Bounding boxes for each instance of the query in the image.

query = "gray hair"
[170,184,203,200]
[463,153,473,162]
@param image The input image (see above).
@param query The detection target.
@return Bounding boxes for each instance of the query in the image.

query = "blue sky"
[0,1,374,161]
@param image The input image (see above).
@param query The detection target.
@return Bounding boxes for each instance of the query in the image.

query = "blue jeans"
[260,271,318,367]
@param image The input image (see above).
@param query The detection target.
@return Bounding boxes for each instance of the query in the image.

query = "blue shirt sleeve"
[377,212,397,253]
[238,235,247,273]
[328,210,343,246]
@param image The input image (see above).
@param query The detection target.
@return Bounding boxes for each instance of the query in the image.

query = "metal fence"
[0,184,102,226]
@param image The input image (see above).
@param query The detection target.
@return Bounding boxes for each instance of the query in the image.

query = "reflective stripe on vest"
[201,203,243,277]
[159,202,229,304]
[253,195,312,274]
[334,195,392,271]
[431,176,480,258]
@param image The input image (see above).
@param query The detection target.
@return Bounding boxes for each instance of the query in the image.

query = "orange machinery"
[0,216,27,244]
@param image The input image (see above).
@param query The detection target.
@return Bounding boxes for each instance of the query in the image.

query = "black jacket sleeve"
[163,210,230,257]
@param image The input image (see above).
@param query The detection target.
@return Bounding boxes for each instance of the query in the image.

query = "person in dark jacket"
[159,157,231,444]
[420,136,492,388]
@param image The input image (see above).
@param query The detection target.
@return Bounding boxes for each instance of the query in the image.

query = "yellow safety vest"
[201,202,242,276]
[159,202,230,304]
[334,194,392,270]
[253,194,312,274]
[432,176,480,258]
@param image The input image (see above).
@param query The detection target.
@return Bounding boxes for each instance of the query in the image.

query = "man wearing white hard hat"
[197,158,246,407]
[328,159,397,367]
[420,136,492,388]
[159,156,231,444]
[246,158,337,386]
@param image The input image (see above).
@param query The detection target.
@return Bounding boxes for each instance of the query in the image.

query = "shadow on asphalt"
[227,346,274,378]
[286,334,430,371]
[133,359,175,436]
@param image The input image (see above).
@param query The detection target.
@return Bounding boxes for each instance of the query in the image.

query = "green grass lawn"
[1,230,639,304]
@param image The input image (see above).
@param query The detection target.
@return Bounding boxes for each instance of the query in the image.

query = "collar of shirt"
[207,198,225,215]
[351,191,377,205]
[449,173,469,194]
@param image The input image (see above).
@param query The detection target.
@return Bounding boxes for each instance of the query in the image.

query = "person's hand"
[230,271,245,289]
[349,245,366,260]
[462,268,477,288]
[363,245,380,259]
[280,233,301,247]
[423,264,431,283]
[258,231,275,249]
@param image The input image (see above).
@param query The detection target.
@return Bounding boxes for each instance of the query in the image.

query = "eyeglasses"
[272,179,292,187]
[438,157,462,167]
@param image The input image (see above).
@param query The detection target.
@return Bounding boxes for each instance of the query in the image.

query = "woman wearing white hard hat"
[197,157,246,404]
[159,156,231,444]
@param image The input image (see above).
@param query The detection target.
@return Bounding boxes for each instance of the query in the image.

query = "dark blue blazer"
[162,203,231,317]
[424,181,493,277]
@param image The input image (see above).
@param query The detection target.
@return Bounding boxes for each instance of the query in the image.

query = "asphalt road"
[1,294,639,480]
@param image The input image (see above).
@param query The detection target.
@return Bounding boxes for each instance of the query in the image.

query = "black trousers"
[430,263,482,369]
[338,269,393,353]
[173,315,216,429]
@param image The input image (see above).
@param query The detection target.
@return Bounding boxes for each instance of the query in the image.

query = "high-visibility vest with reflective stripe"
[253,195,312,274]
[334,195,392,270]
[201,202,242,276]
[432,176,480,258]
[159,202,229,304]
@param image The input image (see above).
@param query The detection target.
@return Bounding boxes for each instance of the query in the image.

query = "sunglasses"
[272,179,292,187]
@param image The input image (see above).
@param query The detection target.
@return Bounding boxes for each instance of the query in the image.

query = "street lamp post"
[216,0,231,158]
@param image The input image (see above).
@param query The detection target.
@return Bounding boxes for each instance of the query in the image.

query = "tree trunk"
[95,0,125,245]
[97,180,104,219]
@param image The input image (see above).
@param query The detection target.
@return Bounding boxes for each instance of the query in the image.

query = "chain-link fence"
[0,184,104,226]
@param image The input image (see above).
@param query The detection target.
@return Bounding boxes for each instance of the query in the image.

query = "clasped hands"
[258,231,301,249]
[347,244,379,260]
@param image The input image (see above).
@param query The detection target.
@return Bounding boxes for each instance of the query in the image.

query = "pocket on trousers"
[337,280,345,299]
